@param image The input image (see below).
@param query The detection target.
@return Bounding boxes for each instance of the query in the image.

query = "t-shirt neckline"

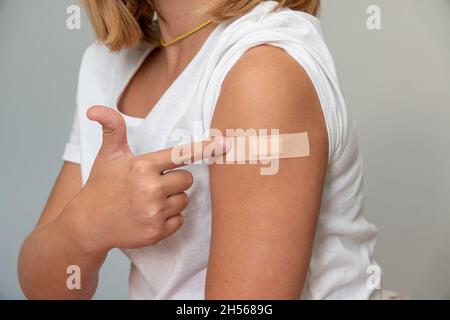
[113,23,223,128]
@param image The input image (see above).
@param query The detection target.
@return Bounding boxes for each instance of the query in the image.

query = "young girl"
[19,0,380,299]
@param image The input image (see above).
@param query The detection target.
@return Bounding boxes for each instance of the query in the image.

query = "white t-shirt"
[63,1,380,299]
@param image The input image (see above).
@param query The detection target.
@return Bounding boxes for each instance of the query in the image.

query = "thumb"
[87,106,131,157]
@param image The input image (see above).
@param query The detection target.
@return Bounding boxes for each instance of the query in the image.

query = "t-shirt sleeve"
[62,98,81,164]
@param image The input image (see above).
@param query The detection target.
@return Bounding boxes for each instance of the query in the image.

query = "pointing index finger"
[140,137,230,172]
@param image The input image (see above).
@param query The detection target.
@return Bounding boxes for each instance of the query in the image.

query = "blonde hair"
[82,0,321,51]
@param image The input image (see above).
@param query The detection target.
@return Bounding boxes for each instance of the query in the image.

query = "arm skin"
[18,162,106,300]
[206,45,329,299]
[18,120,226,300]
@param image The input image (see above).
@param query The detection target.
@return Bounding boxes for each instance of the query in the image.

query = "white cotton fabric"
[63,1,380,299]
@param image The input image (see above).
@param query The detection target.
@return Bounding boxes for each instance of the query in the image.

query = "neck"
[154,0,212,44]
[152,0,216,73]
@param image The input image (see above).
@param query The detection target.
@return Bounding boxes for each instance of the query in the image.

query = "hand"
[67,106,229,254]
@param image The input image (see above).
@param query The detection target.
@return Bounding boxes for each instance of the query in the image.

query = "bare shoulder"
[212,44,328,151]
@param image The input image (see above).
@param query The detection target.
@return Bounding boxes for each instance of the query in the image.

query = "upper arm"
[37,162,82,227]
[206,45,329,299]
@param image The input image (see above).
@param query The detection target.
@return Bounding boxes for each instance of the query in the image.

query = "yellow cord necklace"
[160,20,213,48]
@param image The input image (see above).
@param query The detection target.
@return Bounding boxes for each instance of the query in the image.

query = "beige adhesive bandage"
[224,132,310,163]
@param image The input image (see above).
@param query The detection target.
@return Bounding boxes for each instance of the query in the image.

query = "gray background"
[0,0,449,299]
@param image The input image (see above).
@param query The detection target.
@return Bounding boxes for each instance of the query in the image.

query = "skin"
[18,0,219,300]
[119,0,216,119]
[206,46,328,299]
[18,107,228,299]
[18,0,328,299]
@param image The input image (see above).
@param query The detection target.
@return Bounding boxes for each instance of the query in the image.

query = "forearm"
[18,203,107,300]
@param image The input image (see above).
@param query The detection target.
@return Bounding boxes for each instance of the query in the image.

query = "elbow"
[17,235,37,299]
